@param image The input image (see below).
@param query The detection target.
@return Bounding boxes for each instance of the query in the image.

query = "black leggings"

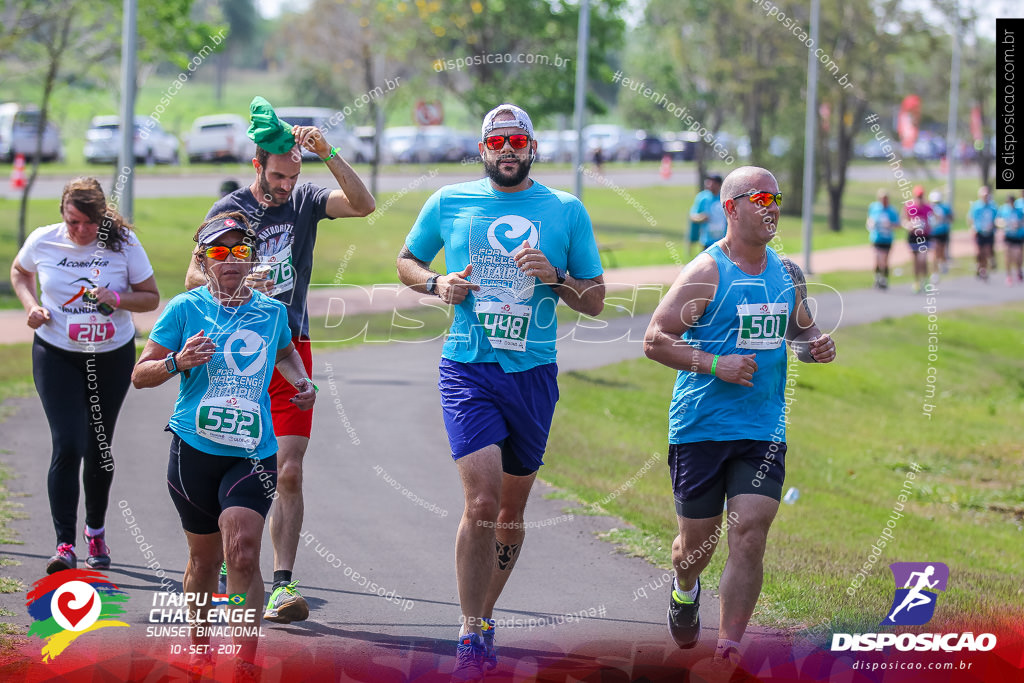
[32,335,134,546]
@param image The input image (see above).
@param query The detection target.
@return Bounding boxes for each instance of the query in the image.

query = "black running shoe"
[667,576,701,648]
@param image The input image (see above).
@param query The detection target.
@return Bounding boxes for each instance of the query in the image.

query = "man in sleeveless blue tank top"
[396,104,606,679]
[644,166,837,665]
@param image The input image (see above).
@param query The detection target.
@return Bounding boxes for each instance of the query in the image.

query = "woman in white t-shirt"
[10,177,159,574]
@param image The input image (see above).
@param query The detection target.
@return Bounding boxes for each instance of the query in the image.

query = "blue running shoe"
[480,618,497,670]
[452,632,485,682]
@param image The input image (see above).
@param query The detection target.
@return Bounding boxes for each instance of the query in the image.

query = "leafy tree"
[5,0,221,242]
[419,0,626,124]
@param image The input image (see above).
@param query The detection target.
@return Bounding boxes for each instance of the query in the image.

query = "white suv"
[185,114,255,163]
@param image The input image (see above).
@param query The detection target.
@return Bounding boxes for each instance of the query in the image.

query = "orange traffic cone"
[660,153,672,179]
[10,153,25,190]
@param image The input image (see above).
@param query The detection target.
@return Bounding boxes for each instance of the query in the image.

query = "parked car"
[274,107,365,162]
[661,131,700,161]
[633,130,665,161]
[584,124,638,162]
[535,130,579,163]
[84,115,179,165]
[185,114,254,163]
[381,126,464,164]
[0,103,63,162]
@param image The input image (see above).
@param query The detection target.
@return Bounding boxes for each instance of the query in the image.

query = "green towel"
[247,96,294,155]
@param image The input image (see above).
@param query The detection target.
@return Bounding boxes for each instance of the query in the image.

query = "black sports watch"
[554,267,567,285]
[425,274,439,295]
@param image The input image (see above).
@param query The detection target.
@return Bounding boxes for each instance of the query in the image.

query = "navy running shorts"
[166,431,277,535]
[668,440,786,519]
[439,359,558,475]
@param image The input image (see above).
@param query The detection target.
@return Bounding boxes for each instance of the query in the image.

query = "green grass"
[542,302,1024,633]
[0,460,25,651]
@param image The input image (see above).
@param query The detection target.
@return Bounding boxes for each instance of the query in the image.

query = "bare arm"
[132,329,215,388]
[782,257,836,363]
[91,275,159,313]
[511,240,605,316]
[643,254,758,387]
[643,253,757,387]
[10,259,50,329]
[274,342,316,411]
[293,125,375,218]
[395,245,479,305]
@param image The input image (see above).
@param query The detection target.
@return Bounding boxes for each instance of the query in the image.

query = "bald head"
[720,166,779,205]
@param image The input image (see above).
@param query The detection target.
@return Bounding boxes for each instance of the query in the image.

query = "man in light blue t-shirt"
[397,103,605,678]
[689,173,725,251]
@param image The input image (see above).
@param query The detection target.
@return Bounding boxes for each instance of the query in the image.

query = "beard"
[484,153,532,188]
[258,169,289,206]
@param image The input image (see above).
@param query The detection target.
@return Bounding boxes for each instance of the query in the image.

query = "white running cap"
[481,103,534,139]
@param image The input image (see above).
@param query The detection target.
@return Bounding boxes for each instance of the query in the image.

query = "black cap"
[706,173,723,183]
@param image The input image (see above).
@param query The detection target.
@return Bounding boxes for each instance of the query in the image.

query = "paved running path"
[1,233,1022,681]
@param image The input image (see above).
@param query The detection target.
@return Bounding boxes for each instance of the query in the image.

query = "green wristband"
[711,354,719,376]
[322,146,338,161]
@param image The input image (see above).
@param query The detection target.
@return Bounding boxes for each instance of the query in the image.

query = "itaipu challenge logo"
[26,569,129,661]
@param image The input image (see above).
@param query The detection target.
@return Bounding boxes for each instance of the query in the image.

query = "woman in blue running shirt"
[132,212,316,674]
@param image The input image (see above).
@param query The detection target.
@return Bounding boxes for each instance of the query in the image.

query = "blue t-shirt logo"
[487,214,538,255]
[224,329,267,377]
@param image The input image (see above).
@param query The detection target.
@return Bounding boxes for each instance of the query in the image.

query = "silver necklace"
[722,242,767,274]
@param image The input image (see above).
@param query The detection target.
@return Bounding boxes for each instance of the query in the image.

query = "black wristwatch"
[554,267,567,286]
[425,274,439,295]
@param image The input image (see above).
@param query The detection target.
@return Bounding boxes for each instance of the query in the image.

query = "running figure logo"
[883,562,948,626]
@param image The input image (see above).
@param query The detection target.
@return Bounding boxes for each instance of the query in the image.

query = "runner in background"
[10,177,159,574]
[927,190,953,277]
[690,173,726,251]
[968,186,998,282]
[996,194,1023,285]
[866,189,899,290]
[901,186,933,294]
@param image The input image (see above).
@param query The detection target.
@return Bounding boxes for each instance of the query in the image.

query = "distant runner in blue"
[866,189,900,289]
[644,166,837,666]
[968,186,998,281]
[689,173,725,253]
[927,190,953,275]
[397,103,606,681]
[997,193,1024,285]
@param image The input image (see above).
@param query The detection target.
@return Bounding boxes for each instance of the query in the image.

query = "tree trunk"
[18,12,70,247]
[828,185,843,233]
[362,42,379,197]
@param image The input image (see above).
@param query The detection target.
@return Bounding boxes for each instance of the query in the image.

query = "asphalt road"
[0,276,1022,682]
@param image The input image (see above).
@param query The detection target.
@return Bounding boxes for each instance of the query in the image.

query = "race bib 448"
[736,303,788,350]
[474,300,532,352]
